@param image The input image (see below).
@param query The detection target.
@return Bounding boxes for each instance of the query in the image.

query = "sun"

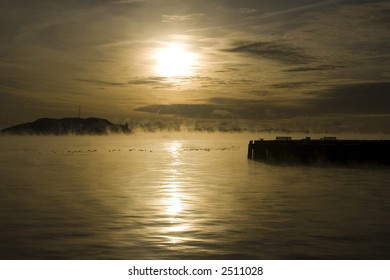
[154,43,198,77]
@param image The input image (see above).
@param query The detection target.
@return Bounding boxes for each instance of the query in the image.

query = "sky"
[1,0,389,133]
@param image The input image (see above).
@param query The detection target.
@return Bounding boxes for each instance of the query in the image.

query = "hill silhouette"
[0,118,131,135]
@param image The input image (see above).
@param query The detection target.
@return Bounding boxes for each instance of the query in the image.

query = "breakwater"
[248,137,390,165]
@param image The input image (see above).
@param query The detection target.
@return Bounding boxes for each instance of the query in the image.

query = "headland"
[0,117,131,135]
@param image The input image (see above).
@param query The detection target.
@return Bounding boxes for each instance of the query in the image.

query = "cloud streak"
[224,41,313,64]
[75,79,125,87]
[161,13,204,23]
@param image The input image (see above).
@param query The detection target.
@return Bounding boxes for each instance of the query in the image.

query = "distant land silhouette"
[0,118,131,135]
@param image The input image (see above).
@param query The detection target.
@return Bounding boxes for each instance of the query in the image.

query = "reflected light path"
[166,187,182,216]
[160,141,192,245]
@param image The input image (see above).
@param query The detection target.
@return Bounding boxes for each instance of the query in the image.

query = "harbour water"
[1,134,390,259]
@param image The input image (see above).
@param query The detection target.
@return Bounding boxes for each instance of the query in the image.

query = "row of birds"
[47,146,240,154]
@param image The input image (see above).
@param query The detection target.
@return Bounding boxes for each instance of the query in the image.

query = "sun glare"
[154,43,198,77]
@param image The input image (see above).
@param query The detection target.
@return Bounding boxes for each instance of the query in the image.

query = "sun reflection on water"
[167,141,181,156]
[165,185,182,216]
[160,141,193,245]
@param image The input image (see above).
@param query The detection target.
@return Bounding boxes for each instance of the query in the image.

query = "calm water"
[1,134,390,259]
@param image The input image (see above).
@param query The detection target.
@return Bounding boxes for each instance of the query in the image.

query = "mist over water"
[1,134,390,259]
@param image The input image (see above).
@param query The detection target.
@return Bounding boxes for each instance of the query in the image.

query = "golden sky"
[1,0,389,133]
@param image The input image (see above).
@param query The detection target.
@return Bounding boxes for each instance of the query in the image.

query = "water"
[1,134,390,259]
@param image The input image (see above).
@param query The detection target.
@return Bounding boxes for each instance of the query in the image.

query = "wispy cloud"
[284,65,344,72]
[267,0,337,17]
[271,82,314,89]
[161,13,204,23]
[75,79,125,87]
[239,8,257,14]
[127,76,178,89]
[134,104,217,118]
[128,76,167,85]
[305,82,390,115]
[224,40,313,64]
[133,81,390,121]
[112,0,145,4]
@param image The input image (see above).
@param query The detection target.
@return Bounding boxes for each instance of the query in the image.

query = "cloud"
[305,82,390,115]
[252,0,340,20]
[127,76,177,89]
[224,41,313,64]
[370,6,390,27]
[212,109,234,118]
[271,82,314,89]
[133,98,288,120]
[133,81,390,123]
[248,90,274,98]
[127,76,231,90]
[239,8,257,14]
[128,76,167,85]
[112,0,145,4]
[0,76,28,92]
[74,78,125,87]
[284,65,344,72]
[134,104,217,118]
[207,98,292,119]
[161,13,204,23]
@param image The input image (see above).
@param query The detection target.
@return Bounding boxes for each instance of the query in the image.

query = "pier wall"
[248,139,390,165]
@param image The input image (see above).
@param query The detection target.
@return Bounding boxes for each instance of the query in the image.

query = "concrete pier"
[248,137,390,165]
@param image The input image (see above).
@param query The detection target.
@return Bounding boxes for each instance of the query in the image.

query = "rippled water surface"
[1,134,390,259]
